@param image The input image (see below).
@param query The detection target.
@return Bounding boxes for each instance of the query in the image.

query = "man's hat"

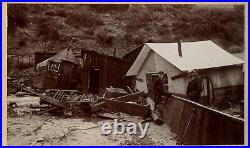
[191,69,198,74]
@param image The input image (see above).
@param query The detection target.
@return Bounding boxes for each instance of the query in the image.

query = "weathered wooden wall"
[162,96,244,145]
[81,50,133,94]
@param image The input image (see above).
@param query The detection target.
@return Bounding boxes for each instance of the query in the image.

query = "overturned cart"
[23,88,162,122]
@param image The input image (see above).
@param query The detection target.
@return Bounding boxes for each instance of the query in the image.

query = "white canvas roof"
[126,40,244,76]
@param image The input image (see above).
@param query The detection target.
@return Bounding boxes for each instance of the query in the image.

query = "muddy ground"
[7,95,177,146]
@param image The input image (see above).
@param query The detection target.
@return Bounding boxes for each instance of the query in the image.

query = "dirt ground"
[7,95,177,146]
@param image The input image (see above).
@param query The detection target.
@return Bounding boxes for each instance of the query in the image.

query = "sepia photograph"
[3,3,247,145]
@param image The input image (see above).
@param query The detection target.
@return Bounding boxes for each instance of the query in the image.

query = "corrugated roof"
[36,49,79,69]
[126,40,244,76]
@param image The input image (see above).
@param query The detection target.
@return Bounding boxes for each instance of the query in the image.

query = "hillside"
[7,4,245,78]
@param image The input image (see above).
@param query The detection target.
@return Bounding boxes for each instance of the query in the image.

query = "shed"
[33,49,81,90]
[80,50,133,94]
[126,40,244,104]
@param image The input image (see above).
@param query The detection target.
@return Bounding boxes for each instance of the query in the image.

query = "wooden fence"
[162,95,244,145]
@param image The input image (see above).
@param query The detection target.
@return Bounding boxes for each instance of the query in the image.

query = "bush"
[45,10,57,16]
[66,13,104,28]
[37,17,60,41]
[45,9,67,17]
[96,30,114,47]
[146,4,165,12]
[125,11,153,32]
[8,4,29,33]
[56,9,67,17]
[157,24,170,36]
[18,39,27,47]
[88,4,130,12]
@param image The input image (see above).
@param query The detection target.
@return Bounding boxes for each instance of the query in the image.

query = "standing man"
[186,69,203,102]
[153,71,165,109]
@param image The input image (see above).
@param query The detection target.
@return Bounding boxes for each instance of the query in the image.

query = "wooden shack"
[33,49,81,90]
[80,50,133,94]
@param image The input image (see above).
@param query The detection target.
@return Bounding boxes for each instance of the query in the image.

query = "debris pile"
[22,87,163,125]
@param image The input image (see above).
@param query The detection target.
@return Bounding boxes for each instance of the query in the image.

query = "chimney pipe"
[178,40,182,57]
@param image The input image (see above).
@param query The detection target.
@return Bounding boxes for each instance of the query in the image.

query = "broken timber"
[23,88,68,109]
[105,99,150,118]
[91,91,144,112]
[126,86,134,94]
[146,97,164,125]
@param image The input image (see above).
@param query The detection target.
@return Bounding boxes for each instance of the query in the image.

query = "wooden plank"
[91,91,144,112]
[23,88,68,108]
[171,71,188,80]
[116,91,144,102]
[105,99,150,118]
[126,86,134,94]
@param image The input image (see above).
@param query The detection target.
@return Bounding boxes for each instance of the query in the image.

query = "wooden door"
[57,60,74,89]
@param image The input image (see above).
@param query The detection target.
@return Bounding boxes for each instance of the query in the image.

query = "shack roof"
[126,40,244,76]
[36,49,79,69]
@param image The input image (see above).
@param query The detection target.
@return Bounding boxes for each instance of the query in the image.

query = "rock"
[36,138,44,143]
[15,91,27,97]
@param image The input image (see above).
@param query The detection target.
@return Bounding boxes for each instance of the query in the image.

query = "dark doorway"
[89,68,100,94]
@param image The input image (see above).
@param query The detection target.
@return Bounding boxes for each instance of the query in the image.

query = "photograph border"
[1,1,248,146]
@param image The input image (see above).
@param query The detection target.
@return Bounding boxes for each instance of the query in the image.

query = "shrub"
[157,24,170,36]
[37,17,60,41]
[146,4,165,12]
[45,9,67,17]
[45,10,57,16]
[8,4,29,33]
[65,13,104,28]
[125,11,153,32]
[96,29,114,47]
[18,39,27,47]
[88,4,130,12]
[56,9,67,17]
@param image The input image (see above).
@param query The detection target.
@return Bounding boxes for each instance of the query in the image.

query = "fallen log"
[146,97,163,125]
[23,88,68,109]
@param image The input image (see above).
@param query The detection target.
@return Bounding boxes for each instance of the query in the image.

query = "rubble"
[103,87,128,98]
[21,87,164,125]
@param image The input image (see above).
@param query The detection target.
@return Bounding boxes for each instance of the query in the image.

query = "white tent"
[126,40,244,95]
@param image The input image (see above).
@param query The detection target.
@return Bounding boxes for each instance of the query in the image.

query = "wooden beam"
[171,71,188,80]
[115,91,144,102]
[105,99,150,118]
[91,91,144,112]
[23,88,68,109]
[126,86,134,94]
